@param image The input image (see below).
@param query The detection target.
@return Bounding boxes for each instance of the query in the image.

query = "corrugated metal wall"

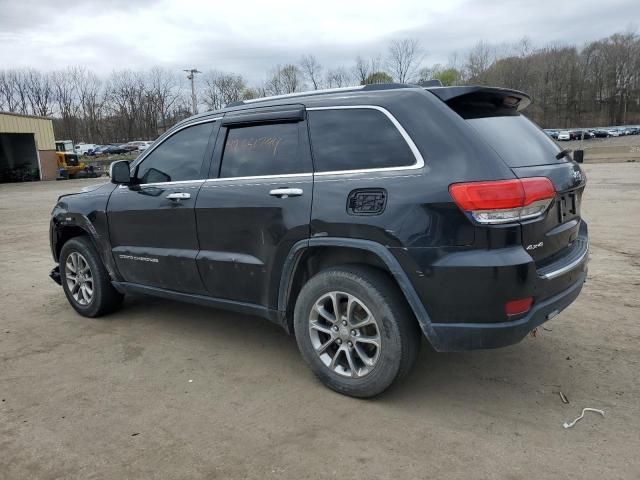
[0,113,56,150]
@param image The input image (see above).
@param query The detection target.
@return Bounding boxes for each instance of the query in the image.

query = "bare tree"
[203,70,247,110]
[325,67,351,88]
[300,54,323,90]
[265,64,303,95]
[4,70,30,114]
[465,41,493,83]
[147,67,181,133]
[24,69,53,116]
[51,68,81,140]
[1,29,639,145]
[353,55,383,85]
[354,55,370,85]
[0,70,20,112]
[387,38,424,83]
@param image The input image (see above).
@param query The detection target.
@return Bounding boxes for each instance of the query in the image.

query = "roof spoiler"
[426,86,531,112]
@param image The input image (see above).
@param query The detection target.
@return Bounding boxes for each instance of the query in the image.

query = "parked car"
[138,141,154,151]
[48,84,588,397]
[544,129,559,139]
[87,145,107,156]
[102,144,129,155]
[569,130,593,140]
[558,130,571,140]
[125,140,154,151]
[607,129,620,137]
[592,129,610,138]
[74,143,99,155]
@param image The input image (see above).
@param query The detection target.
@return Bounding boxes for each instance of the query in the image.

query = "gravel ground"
[1,163,639,479]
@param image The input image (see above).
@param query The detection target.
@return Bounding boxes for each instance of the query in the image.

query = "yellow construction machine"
[55,140,96,179]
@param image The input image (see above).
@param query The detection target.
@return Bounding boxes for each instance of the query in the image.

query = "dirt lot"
[1,164,639,479]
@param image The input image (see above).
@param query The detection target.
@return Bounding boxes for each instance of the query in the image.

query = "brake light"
[505,297,533,316]
[449,177,555,224]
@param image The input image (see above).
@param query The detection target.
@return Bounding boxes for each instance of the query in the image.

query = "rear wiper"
[556,149,572,160]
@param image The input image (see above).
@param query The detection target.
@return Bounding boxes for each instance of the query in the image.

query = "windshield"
[467,114,566,167]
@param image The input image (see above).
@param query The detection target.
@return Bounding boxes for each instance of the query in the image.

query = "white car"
[126,140,153,151]
[557,131,571,141]
[607,129,620,137]
[74,143,99,155]
[138,141,154,151]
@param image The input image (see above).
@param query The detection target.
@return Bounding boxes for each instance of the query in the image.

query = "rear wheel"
[59,237,123,317]
[294,265,420,398]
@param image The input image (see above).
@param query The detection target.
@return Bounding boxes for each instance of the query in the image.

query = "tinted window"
[137,122,214,184]
[220,123,302,178]
[308,109,415,172]
[466,115,565,167]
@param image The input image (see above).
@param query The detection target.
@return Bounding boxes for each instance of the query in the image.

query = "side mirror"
[110,160,132,184]
[573,149,584,164]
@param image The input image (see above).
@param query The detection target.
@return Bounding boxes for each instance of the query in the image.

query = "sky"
[0,0,638,83]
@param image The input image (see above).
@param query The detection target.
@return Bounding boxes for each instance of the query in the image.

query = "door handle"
[269,188,303,198]
[166,192,191,201]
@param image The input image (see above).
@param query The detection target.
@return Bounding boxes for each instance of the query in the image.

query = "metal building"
[0,112,58,183]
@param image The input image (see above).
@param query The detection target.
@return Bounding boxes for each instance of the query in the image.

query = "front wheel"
[294,265,420,398]
[59,236,123,317]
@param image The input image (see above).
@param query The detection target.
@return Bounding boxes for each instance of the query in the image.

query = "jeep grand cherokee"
[49,83,588,397]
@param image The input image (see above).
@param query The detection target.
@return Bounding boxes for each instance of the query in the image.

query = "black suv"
[49,84,588,397]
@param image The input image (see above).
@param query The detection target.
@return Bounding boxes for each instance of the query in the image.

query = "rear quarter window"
[308,108,416,172]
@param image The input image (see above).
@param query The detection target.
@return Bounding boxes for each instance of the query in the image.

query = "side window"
[136,122,214,184]
[219,122,302,178]
[308,109,416,172]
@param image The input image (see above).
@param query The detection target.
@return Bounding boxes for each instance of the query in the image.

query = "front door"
[195,106,313,308]
[107,120,218,293]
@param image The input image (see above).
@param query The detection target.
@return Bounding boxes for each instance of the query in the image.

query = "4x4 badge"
[526,241,544,251]
[573,170,583,182]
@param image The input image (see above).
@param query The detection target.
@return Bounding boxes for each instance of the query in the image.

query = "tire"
[59,236,123,317]
[294,265,420,398]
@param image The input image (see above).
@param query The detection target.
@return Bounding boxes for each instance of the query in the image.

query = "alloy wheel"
[308,291,381,378]
[65,252,94,306]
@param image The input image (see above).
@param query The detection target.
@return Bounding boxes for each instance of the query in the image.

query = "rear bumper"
[392,221,589,352]
[430,270,586,351]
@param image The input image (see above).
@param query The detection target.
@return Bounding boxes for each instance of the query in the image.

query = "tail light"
[449,177,555,224]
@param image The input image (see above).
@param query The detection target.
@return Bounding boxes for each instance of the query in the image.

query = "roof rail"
[229,83,417,107]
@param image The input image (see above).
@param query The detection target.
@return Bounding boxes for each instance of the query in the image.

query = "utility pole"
[183,68,201,115]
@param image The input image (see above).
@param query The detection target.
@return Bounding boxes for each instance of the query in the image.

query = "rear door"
[107,120,218,293]
[194,106,313,308]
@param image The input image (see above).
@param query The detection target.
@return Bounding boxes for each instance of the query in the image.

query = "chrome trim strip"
[242,86,365,104]
[540,242,589,280]
[129,105,424,185]
[307,105,425,175]
[118,179,205,188]
[205,173,311,183]
[130,117,222,170]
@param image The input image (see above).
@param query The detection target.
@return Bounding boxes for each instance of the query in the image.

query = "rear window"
[466,115,565,168]
[219,122,303,178]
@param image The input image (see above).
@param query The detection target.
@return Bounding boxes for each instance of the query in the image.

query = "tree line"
[0,31,638,144]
